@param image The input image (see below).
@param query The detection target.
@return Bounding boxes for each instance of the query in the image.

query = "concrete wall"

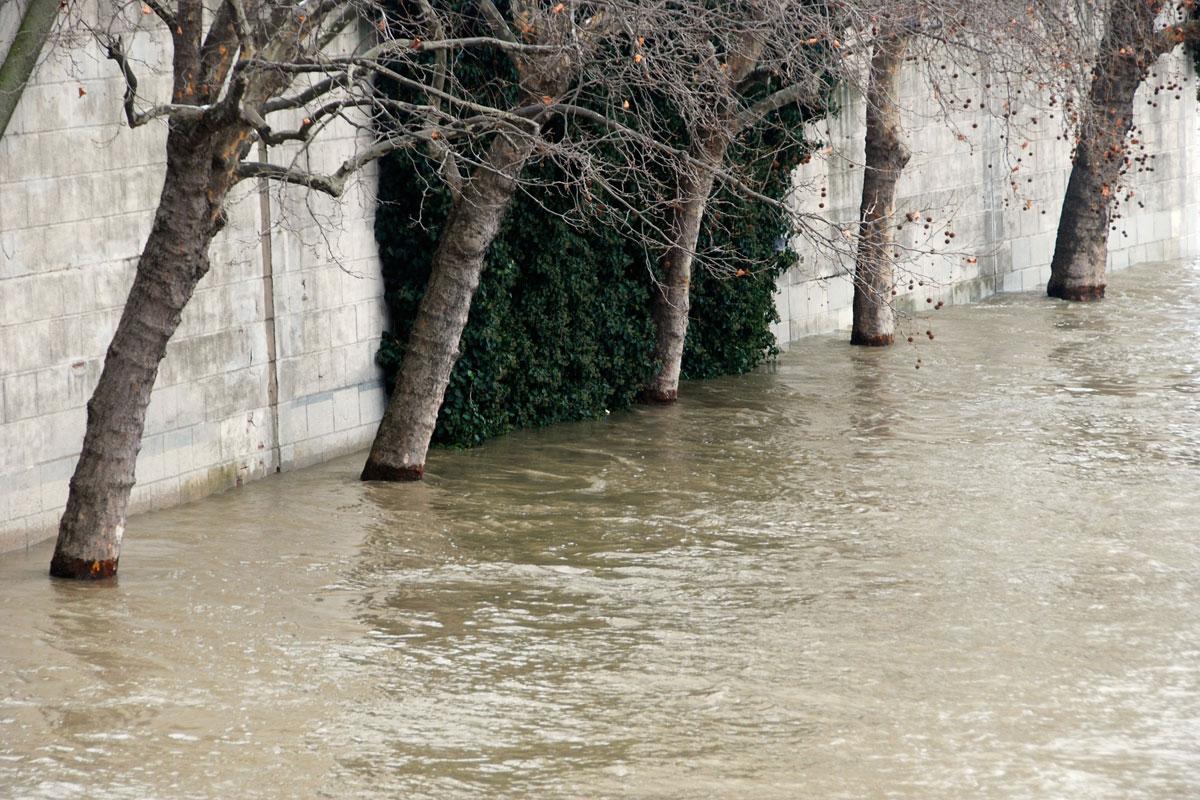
[773,47,1200,343]
[2,20,1199,553]
[0,16,388,553]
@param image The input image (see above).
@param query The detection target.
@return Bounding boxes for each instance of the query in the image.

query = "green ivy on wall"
[374,66,823,448]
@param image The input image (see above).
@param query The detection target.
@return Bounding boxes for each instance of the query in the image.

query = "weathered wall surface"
[2,22,1199,554]
[774,47,1200,343]
[0,18,388,553]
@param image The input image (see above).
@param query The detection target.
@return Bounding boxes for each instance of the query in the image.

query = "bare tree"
[360,0,589,481]
[848,22,911,346]
[361,0,842,473]
[844,0,1091,345]
[638,2,840,402]
[640,27,772,402]
[48,0,552,579]
[1048,0,1197,300]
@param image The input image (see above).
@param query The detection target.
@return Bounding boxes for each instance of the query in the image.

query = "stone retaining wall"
[2,23,1198,553]
[0,19,387,552]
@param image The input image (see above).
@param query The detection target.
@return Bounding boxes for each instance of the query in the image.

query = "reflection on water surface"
[4,260,1200,799]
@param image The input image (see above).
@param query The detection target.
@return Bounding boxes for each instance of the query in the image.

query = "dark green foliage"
[683,212,790,381]
[375,157,658,447]
[374,91,819,448]
[682,97,812,379]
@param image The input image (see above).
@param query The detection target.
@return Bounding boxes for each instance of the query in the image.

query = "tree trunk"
[0,0,59,138]
[642,139,724,403]
[361,131,536,481]
[851,32,910,346]
[50,128,228,579]
[1048,1,1160,302]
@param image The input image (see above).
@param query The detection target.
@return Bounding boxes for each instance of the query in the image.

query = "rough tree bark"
[360,0,579,481]
[50,122,243,578]
[360,130,536,480]
[1048,0,1164,302]
[642,136,723,402]
[48,0,271,578]
[641,28,765,403]
[48,0,555,574]
[851,31,911,346]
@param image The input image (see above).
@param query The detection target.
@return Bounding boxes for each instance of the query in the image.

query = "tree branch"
[236,108,509,195]
[477,0,520,48]
[1150,21,1200,57]
[261,74,352,113]
[142,0,177,31]
[105,35,214,127]
[236,136,426,196]
[415,0,448,108]
[357,35,557,61]
[734,82,818,133]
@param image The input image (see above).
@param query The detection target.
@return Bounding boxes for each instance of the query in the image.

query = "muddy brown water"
[4,260,1200,799]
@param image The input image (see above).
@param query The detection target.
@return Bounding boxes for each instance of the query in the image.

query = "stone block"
[1109,246,1129,272]
[769,320,788,348]
[0,180,30,230]
[0,133,43,183]
[330,305,357,348]
[1011,236,1032,271]
[359,384,385,426]
[278,399,307,447]
[1144,239,1165,264]
[333,387,360,432]
[773,285,790,331]
[306,395,335,439]
[136,433,165,484]
[2,371,38,421]
[190,422,221,468]
[316,349,335,393]
[1020,267,1042,293]
[1001,270,1023,294]
[162,428,193,478]
[8,466,40,519]
[35,365,73,416]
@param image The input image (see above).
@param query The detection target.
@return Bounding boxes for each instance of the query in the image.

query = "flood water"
[4,259,1200,799]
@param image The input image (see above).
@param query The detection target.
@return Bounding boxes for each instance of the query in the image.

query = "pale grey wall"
[0,19,387,553]
[773,47,1200,343]
[2,26,1198,554]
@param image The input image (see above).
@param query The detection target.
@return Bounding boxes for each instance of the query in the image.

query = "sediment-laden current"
[4,259,1200,799]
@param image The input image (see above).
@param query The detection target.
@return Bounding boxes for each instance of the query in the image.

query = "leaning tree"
[359,0,635,481]
[361,0,852,477]
[48,0,568,579]
[1047,0,1198,301]
[637,0,846,402]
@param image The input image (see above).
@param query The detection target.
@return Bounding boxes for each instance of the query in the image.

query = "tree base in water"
[638,388,678,404]
[49,553,118,580]
[850,332,894,347]
[360,461,424,482]
[1047,283,1106,302]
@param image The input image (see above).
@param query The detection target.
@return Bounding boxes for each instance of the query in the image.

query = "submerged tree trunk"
[50,126,234,579]
[641,27,764,403]
[1048,1,1161,302]
[851,31,911,346]
[642,145,722,403]
[361,131,536,481]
